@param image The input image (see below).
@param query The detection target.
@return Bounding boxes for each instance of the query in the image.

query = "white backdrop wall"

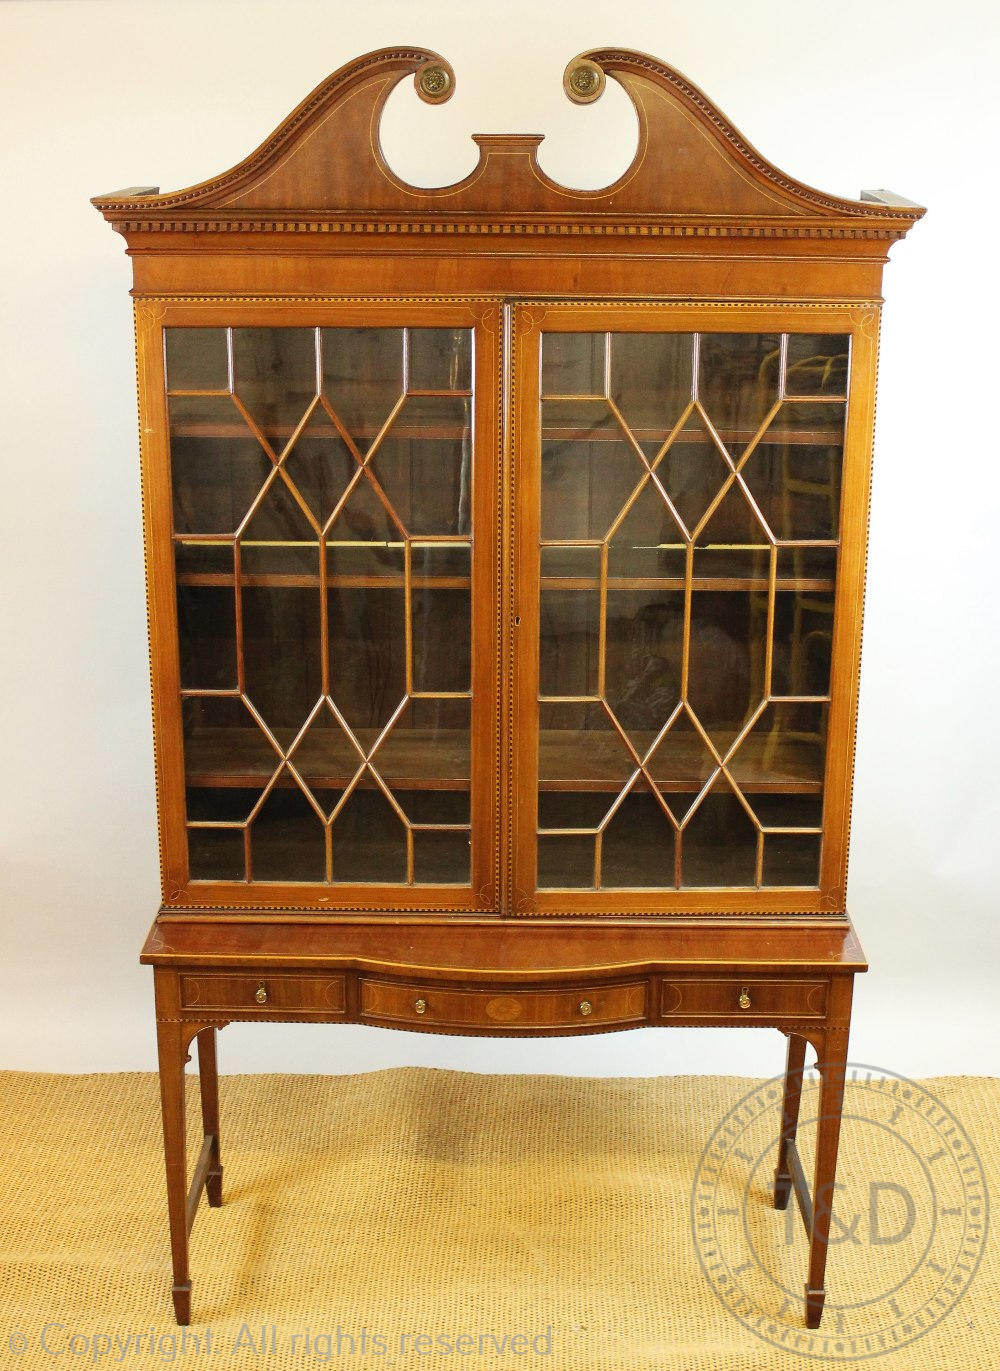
[1,0,997,1077]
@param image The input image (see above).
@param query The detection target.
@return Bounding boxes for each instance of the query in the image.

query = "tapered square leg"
[196,1027,223,1207]
[774,1033,807,1210]
[805,1030,849,1328]
[156,1019,193,1325]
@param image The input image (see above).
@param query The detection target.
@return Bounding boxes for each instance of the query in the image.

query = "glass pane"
[187,827,244,882]
[682,781,759,887]
[322,327,404,441]
[772,589,835,697]
[407,328,471,391]
[539,588,599,698]
[176,586,236,690]
[698,332,781,455]
[242,586,322,729]
[413,831,470,884]
[610,333,693,436]
[327,568,406,730]
[169,395,272,535]
[785,334,850,395]
[541,399,645,542]
[605,589,683,737]
[166,329,229,392]
[541,333,606,397]
[232,328,318,454]
[601,789,676,888]
[538,835,595,889]
[251,786,325,883]
[330,787,406,883]
[742,402,845,541]
[533,327,848,895]
[171,322,478,891]
[370,395,472,537]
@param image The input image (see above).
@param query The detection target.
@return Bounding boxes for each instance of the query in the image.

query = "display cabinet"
[93,46,922,1327]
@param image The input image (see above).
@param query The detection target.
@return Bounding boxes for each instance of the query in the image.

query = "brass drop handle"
[414,998,428,1015]
[738,986,751,1010]
[579,1000,593,1017]
[255,983,268,1005]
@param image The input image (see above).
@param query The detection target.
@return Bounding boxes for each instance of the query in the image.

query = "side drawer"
[179,972,347,1017]
[359,979,648,1032]
[660,977,828,1021]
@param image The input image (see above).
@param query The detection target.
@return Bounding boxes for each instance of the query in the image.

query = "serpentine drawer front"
[179,973,348,1017]
[359,979,649,1031]
[659,977,829,1021]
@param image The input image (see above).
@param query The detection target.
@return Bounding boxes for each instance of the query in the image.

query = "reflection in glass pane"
[728,702,827,804]
[682,783,758,887]
[177,586,237,690]
[763,833,822,885]
[605,591,683,736]
[233,328,318,453]
[538,703,633,793]
[541,333,606,397]
[183,697,274,800]
[610,333,693,435]
[166,329,229,392]
[407,328,472,392]
[413,831,470,884]
[240,475,318,575]
[608,481,687,581]
[243,586,322,728]
[330,787,406,883]
[743,402,845,542]
[377,699,470,792]
[539,589,599,697]
[538,834,594,889]
[282,405,358,528]
[602,789,675,888]
[698,333,781,453]
[322,328,404,442]
[327,576,406,730]
[370,396,471,537]
[251,786,325,882]
[326,478,402,565]
[656,409,731,537]
[785,335,849,395]
[541,400,640,542]
[772,589,835,697]
[412,586,471,694]
[687,585,765,744]
[188,827,244,881]
[169,396,272,535]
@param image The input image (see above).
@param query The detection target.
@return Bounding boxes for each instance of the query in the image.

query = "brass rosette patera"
[563,55,606,104]
[415,60,454,104]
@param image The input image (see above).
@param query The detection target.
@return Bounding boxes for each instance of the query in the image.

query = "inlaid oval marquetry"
[485,996,524,1023]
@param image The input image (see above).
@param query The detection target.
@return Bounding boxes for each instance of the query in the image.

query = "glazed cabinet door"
[510,303,878,915]
[138,301,500,911]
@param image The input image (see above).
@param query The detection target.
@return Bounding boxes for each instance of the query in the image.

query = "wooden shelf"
[185,727,470,791]
[183,726,822,794]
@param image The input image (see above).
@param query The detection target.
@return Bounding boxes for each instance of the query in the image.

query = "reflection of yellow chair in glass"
[750,348,844,781]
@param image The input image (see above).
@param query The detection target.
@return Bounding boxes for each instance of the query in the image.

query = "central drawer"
[359,979,648,1032]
